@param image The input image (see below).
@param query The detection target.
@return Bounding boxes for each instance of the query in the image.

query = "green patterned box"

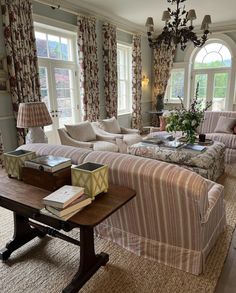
[71,162,108,199]
[4,150,36,180]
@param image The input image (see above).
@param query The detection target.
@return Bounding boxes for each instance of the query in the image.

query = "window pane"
[35,32,48,57]
[117,44,132,114]
[48,35,60,59]
[54,68,73,128]
[194,74,208,107]
[61,37,70,61]
[170,71,184,99]
[194,43,231,69]
[212,73,228,111]
[55,68,70,88]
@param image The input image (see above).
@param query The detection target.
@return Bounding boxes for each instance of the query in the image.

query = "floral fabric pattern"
[1,0,41,145]
[153,43,176,97]
[131,35,142,130]
[103,22,118,118]
[128,141,225,181]
[77,16,100,121]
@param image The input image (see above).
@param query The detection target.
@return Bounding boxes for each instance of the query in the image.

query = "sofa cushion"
[65,121,96,142]
[214,116,236,133]
[100,117,121,134]
[206,133,236,149]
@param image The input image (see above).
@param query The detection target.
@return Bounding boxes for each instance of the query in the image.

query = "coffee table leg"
[62,226,109,293]
[0,212,46,261]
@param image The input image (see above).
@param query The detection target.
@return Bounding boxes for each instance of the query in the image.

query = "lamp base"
[26,127,48,144]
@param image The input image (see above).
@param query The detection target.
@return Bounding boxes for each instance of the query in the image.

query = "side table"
[0,170,136,293]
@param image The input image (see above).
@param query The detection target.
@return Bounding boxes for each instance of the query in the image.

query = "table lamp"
[17,102,52,144]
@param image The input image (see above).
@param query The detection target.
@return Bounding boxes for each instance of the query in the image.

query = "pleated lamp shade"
[17,102,52,128]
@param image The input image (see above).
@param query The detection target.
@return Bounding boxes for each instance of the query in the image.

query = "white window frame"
[191,41,232,111]
[184,34,236,111]
[117,42,132,115]
[165,67,185,103]
[34,22,80,119]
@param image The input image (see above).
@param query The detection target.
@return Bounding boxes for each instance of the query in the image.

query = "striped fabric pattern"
[17,144,226,275]
[199,111,236,164]
[18,143,92,165]
[200,111,236,134]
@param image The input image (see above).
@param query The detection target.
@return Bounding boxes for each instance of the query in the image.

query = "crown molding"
[34,0,236,36]
[33,0,145,35]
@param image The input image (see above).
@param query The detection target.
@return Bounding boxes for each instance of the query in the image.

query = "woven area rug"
[0,165,236,293]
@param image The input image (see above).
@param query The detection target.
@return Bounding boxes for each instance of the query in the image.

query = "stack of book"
[41,185,92,220]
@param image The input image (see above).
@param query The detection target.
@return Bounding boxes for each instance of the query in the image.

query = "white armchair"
[92,118,142,153]
[57,121,119,152]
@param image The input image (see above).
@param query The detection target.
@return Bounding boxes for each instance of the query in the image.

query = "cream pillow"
[214,116,236,133]
[100,117,121,134]
[65,121,96,142]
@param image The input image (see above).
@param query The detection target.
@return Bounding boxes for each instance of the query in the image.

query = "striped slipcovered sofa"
[199,111,236,164]
[19,144,226,275]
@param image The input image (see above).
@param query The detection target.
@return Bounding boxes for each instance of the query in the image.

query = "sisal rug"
[0,165,236,293]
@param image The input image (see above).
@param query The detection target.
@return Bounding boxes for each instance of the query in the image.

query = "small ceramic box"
[71,162,108,199]
[4,149,36,180]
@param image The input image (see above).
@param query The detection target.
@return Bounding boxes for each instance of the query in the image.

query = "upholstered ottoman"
[128,141,225,181]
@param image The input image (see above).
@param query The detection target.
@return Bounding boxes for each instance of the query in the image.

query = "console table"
[0,170,136,293]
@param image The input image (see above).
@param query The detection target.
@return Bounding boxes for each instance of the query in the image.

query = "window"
[35,24,80,144]
[192,42,232,111]
[165,69,184,102]
[117,43,132,115]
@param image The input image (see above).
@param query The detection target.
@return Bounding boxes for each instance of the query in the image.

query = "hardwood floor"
[215,229,236,292]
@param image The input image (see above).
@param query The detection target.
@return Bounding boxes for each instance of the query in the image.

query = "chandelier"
[145,0,212,51]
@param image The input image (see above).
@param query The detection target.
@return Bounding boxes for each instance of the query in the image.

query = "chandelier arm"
[146,0,211,51]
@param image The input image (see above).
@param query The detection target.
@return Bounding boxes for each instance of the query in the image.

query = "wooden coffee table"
[0,170,136,293]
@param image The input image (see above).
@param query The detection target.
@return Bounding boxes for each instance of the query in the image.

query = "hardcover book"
[24,155,71,173]
[43,185,84,209]
[40,207,80,221]
[46,194,92,217]
[184,144,206,152]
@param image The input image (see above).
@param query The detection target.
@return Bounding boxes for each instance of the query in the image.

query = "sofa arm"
[57,128,93,149]
[121,127,140,134]
[201,181,224,224]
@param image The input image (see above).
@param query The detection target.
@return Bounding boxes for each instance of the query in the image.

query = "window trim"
[117,42,132,115]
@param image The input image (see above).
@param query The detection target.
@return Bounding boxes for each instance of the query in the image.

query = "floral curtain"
[153,43,176,98]
[1,0,41,145]
[103,22,118,118]
[131,35,142,130]
[77,16,100,121]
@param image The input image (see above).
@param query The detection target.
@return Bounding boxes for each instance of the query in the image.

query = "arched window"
[192,42,232,111]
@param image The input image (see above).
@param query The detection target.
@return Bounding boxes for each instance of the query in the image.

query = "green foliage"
[166,83,212,144]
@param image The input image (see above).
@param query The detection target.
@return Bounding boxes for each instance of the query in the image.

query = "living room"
[0,0,236,292]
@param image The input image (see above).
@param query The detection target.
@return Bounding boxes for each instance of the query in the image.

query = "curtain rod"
[33,0,143,36]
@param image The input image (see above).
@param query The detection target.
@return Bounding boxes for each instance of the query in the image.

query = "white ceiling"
[66,0,236,31]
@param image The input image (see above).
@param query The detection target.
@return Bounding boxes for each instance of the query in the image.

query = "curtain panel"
[131,35,142,130]
[153,43,176,98]
[1,0,41,145]
[103,22,118,118]
[77,16,100,121]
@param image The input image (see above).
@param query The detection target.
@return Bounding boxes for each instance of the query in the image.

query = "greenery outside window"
[165,69,185,102]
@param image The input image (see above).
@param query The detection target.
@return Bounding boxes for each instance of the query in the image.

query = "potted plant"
[166,84,212,144]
